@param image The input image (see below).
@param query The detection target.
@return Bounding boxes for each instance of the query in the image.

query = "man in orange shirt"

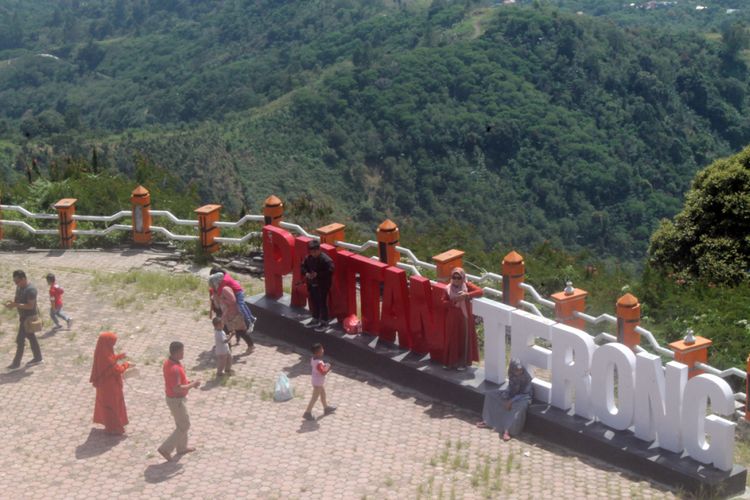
[157,341,201,462]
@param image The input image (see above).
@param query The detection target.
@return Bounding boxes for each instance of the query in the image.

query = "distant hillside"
[1,1,750,262]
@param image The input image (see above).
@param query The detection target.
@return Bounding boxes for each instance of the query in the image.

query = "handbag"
[24,315,43,333]
[227,314,247,332]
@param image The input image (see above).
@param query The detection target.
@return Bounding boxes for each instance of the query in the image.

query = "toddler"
[47,273,72,329]
[213,316,232,377]
[303,342,336,421]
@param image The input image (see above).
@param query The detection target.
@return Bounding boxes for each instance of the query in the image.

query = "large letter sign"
[380,267,412,347]
[260,229,740,473]
[472,298,512,385]
[262,225,294,299]
[510,309,555,403]
[590,343,636,430]
[633,356,686,452]
[291,236,312,308]
[408,276,433,354]
[682,374,736,471]
[347,254,388,334]
[550,323,595,419]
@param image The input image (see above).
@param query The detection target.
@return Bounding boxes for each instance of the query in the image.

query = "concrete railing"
[1,186,747,418]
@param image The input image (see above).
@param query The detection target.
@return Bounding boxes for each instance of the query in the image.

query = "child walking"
[212,316,232,377]
[47,273,72,329]
[303,343,336,421]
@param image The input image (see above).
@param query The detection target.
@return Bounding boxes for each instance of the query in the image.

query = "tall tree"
[649,146,750,285]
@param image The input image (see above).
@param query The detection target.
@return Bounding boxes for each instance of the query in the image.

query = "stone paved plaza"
[0,249,680,499]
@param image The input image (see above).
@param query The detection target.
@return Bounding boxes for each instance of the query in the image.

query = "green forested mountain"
[1,0,750,262]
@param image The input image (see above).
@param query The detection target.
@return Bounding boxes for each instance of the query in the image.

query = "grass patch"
[73,353,88,366]
[91,270,204,307]
[735,437,750,485]
[219,375,255,390]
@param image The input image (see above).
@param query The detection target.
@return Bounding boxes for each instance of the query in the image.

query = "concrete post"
[502,251,524,307]
[263,195,284,227]
[130,185,152,245]
[616,293,641,350]
[53,198,77,249]
[316,222,345,246]
[376,219,400,266]
[432,249,465,282]
[195,204,222,254]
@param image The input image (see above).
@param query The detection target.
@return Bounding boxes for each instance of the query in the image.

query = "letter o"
[590,343,636,430]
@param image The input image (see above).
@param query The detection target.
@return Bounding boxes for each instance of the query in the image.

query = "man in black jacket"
[301,240,334,330]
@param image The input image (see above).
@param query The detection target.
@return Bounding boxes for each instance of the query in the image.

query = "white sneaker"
[66,318,73,329]
[308,319,321,328]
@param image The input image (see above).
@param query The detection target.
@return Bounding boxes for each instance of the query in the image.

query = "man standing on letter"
[302,240,334,332]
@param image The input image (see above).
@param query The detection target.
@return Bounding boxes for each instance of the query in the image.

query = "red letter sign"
[429,281,449,364]
[262,225,295,299]
[408,276,433,354]
[291,236,312,308]
[347,254,387,334]
[381,266,411,346]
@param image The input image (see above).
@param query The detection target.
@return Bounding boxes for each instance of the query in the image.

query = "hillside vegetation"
[1,0,749,265]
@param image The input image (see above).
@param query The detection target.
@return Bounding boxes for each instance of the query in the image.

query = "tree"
[0,12,24,49]
[77,40,106,71]
[649,145,750,285]
[721,22,749,62]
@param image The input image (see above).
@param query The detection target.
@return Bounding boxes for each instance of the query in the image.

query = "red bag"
[342,314,362,334]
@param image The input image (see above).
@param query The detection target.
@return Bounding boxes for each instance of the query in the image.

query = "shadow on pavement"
[199,378,223,391]
[0,367,34,385]
[281,356,309,380]
[190,349,215,372]
[143,461,184,483]
[296,420,319,434]
[40,326,62,339]
[75,428,126,459]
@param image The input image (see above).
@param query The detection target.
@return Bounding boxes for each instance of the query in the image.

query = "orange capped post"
[316,223,345,245]
[746,354,750,422]
[263,195,284,227]
[616,293,641,350]
[130,185,152,245]
[502,251,525,307]
[195,204,222,254]
[432,249,465,282]
[551,281,588,330]
[669,330,712,379]
[376,219,400,266]
[54,198,77,249]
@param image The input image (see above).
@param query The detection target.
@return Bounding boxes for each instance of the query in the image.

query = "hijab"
[90,332,118,388]
[506,358,532,398]
[446,267,469,316]
[208,272,225,290]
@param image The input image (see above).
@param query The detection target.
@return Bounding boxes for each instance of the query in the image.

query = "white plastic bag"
[274,373,293,402]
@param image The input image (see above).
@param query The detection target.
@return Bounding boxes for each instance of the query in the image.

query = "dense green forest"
[1,0,749,264]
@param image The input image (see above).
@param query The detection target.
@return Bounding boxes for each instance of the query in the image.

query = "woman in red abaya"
[90,332,132,435]
[442,267,483,370]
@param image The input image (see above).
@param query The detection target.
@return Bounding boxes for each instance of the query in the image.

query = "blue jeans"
[235,291,255,326]
[50,306,70,327]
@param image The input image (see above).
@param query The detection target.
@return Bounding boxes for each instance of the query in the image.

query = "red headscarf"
[90,332,118,388]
